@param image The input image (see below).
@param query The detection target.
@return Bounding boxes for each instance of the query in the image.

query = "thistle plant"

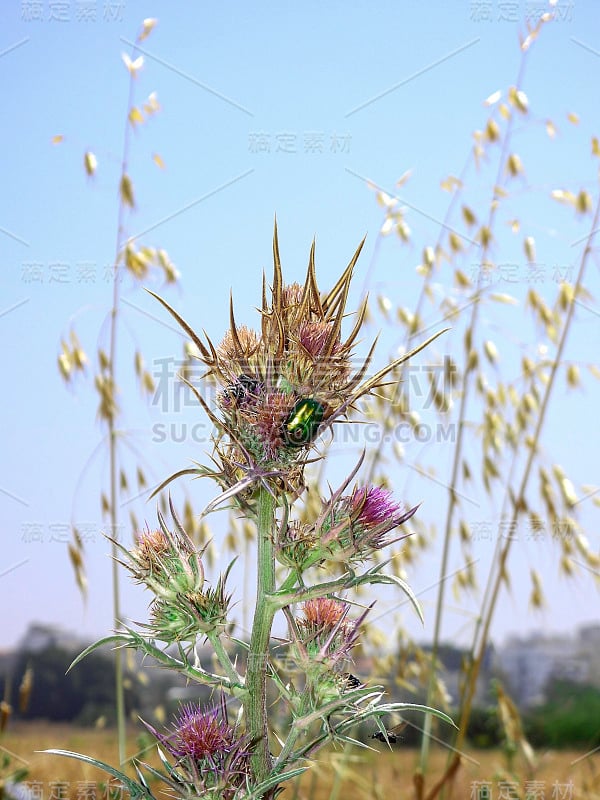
[48,223,451,799]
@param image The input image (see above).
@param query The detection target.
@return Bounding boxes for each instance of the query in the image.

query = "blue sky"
[1,0,599,653]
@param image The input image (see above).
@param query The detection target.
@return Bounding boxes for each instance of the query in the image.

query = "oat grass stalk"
[58,18,176,759]
[102,21,168,764]
[105,33,142,768]
[418,49,529,779]
[447,187,600,773]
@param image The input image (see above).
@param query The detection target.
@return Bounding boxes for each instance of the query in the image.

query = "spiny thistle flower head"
[149,221,444,504]
[115,501,205,602]
[301,597,346,632]
[276,456,418,569]
[295,596,367,667]
[339,484,419,551]
[275,519,318,569]
[147,599,198,642]
[143,696,252,800]
[171,702,236,759]
[289,597,372,706]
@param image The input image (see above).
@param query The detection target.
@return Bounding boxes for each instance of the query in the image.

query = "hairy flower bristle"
[295,320,340,358]
[173,703,234,759]
[350,486,403,527]
[282,282,304,308]
[248,391,293,460]
[133,527,170,569]
[301,597,346,631]
[217,325,260,363]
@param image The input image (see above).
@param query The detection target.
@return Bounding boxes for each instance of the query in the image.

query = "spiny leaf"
[43,750,153,800]
[148,467,209,500]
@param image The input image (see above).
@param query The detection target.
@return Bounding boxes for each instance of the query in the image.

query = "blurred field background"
[5,723,599,800]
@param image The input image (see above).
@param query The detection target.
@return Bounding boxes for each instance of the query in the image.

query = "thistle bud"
[116,505,205,603]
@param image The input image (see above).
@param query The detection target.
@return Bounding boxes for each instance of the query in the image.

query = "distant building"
[441,643,495,707]
[495,630,590,707]
[576,624,600,685]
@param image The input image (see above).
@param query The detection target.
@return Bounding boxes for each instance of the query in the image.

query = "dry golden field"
[2,723,599,800]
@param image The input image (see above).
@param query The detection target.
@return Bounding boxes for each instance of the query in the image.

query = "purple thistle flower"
[142,696,253,797]
[296,320,339,357]
[276,473,419,571]
[144,699,239,762]
[350,486,414,529]
[311,480,419,563]
[171,703,235,760]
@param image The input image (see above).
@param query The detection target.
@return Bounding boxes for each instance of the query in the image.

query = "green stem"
[279,570,301,594]
[247,486,277,785]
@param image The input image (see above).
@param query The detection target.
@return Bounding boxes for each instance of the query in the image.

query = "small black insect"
[223,374,261,406]
[341,672,362,690]
[371,721,407,743]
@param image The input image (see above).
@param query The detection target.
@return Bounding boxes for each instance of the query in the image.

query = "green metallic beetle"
[283,398,325,447]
